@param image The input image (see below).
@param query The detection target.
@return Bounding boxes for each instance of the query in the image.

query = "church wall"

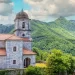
[15,19,31,38]
[6,40,23,69]
[0,56,7,69]
[23,55,36,66]
[0,41,5,48]
[23,42,32,50]
[15,19,30,30]
[15,31,31,38]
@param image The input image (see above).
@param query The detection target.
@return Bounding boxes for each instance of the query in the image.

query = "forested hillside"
[0,17,75,55]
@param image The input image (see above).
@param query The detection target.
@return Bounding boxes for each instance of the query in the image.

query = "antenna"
[21,9,23,12]
[22,0,24,11]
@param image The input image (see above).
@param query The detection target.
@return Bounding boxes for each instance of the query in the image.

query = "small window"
[13,60,16,64]
[13,47,16,52]
[22,22,25,28]
[22,34,25,37]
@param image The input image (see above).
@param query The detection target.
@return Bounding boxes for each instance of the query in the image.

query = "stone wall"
[15,31,31,38]
[23,42,32,50]
[0,56,7,69]
[0,41,5,48]
[15,19,31,38]
[6,40,23,69]
[15,19,30,30]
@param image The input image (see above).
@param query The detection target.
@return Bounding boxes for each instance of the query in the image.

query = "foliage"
[31,18,75,55]
[1,17,75,55]
[0,70,7,75]
[33,47,48,61]
[0,69,25,75]
[26,66,42,75]
[35,63,46,68]
[46,49,75,75]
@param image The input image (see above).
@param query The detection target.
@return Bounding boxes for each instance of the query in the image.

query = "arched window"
[13,46,16,52]
[22,34,25,37]
[24,58,31,67]
[22,22,25,28]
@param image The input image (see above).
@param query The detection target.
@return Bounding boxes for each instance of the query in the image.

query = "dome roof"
[15,10,29,20]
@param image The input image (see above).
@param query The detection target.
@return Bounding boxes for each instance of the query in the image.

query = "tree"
[46,49,75,75]
[26,66,42,75]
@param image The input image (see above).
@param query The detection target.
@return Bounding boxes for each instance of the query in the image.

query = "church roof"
[15,10,29,21]
[0,34,31,41]
[0,34,22,41]
[23,49,36,55]
[0,48,36,56]
[0,48,6,56]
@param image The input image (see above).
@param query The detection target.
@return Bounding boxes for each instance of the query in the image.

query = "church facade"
[0,10,36,69]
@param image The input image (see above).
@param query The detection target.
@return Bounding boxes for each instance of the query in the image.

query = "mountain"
[0,24,14,33]
[70,20,75,24]
[30,19,75,55]
[48,17,75,40]
[0,17,75,55]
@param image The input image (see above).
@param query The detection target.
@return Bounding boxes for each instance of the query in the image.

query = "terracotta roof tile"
[0,48,36,56]
[22,38,31,42]
[0,34,31,41]
[0,34,21,41]
[0,48,6,56]
[23,49,36,55]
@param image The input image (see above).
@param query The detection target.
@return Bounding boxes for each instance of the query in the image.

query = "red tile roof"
[0,48,6,56]
[0,34,31,41]
[0,48,36,56]
[22,38,31,42]
[23,49,36,55]
[0,34,21,41]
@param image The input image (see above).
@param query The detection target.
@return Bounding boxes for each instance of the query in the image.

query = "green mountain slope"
[30,19,75,55]
[0,17,75,55]
[48,17,75,39]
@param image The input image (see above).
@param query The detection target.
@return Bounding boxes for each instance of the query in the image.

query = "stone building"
[0,10,36,69]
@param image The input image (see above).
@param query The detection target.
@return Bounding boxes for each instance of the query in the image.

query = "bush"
[26,66,43,75]
[0,70,9,75]
[46,49,75,75]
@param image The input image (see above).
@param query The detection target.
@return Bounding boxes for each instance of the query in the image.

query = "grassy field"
[35,63,46,68]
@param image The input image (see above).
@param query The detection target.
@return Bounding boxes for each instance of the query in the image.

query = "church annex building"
[0,10,36,69]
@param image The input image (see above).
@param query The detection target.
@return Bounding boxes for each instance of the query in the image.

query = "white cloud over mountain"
[0,0,14,24]
[24,0,75,21]
[0,0,13,16]
[0,13,15,24]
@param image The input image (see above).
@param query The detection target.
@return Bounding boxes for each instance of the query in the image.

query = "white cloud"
[0,13,15,24]
[24,0,75,21]
[0,0,14,24]
[0,3,13,16]
[0,0,13,16]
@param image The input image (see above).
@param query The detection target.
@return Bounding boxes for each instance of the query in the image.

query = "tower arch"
[14,10,31,38]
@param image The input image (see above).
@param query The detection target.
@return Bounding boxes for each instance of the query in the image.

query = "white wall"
[23,42,32,50]
[15,19,30,30]
[15,19,31,38]
[0,56,7,69]
[0,41,5,48]
[6,40,23,69]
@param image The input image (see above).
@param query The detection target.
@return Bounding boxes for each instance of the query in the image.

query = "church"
[0,10,36,69]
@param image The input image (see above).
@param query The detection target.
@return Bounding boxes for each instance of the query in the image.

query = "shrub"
[26,66,42,75]
[0,70,9,75]
[46,49,75,75]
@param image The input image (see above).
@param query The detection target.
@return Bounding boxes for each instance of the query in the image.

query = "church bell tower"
[14,10,31,38]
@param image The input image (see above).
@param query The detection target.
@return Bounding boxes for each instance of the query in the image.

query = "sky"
[0,0,75,24]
